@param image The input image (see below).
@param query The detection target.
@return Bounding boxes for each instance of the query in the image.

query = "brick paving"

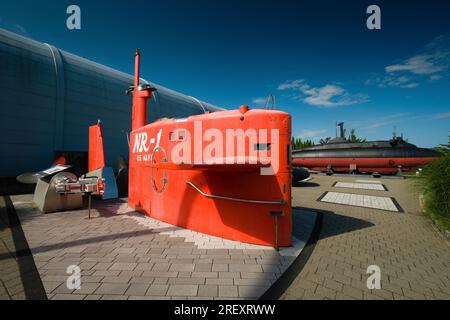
[4,195,315,300]
[282,175,450,300]
[4,174,446,300]
[0,196,46,300]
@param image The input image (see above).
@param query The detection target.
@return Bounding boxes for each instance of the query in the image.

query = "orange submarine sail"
[127,50,292,247]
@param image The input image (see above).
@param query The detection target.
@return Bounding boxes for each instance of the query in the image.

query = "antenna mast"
[337,122,345,139]
[264,94,276,110]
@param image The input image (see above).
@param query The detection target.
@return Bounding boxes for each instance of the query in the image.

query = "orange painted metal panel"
[128,110,292,246]
[88,123,106,172]
[127,50,292,247]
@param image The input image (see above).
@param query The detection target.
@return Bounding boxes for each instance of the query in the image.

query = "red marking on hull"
[293,157,439,173]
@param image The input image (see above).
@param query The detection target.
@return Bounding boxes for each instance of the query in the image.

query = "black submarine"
[292,123,440,174]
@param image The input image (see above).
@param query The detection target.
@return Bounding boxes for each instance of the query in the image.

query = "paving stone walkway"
[6,195,315,300]
[282,175,450,300]
[0,196,46,300]
[5,174,446,300]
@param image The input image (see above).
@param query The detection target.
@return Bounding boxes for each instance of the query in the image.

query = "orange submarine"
[127,50,293,247]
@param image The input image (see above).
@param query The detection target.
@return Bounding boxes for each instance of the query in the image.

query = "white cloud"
[277,80,306,91]
[400,83,419,88]
[277,80,368,107]
[368,75,420,89]
[303,84,368,107]
[299,129,328,139]
[348,113,412,131]
[430,75,443,81]
[385,54,447,75]
[252,97,268,106]
[348,111,450,132]
[430,112,450,120]
[368,35,450,89]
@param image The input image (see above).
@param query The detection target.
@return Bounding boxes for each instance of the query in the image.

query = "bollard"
[270,211,284,251]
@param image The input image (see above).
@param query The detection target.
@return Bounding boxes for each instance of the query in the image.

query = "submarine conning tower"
[131,49,156,131]
[291,122,440,174]
[127,50,293,247]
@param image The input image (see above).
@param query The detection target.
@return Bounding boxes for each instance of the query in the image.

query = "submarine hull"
[129,109,293,246]
[292,146,440,174]
[293,156,439,173]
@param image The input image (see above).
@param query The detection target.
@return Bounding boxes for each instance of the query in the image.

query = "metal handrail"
[185,180,286,205]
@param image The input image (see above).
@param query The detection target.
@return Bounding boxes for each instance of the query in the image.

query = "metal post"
[270,211,283,251]
[275,216,279,251]
[88,193,92,220]
[327,165,333,176]
[397,165,403,177]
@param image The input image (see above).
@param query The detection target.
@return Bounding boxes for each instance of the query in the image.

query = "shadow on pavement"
[298,206,375,240]
[0,227,178,262]
[292,181,321,188]
[260,207,374,300]
[0,196,47,299]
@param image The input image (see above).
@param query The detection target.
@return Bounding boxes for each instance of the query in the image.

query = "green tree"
[348,129,366,143]
[301,139,314,148]
[291,137,315,149]
[419,152,450,230]
[434,135,450,155]
[415,134,449,231]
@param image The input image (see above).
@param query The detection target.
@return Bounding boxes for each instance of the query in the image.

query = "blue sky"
[1,0,449,147]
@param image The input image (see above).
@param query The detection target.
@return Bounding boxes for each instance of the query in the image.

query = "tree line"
[291,128,366,149]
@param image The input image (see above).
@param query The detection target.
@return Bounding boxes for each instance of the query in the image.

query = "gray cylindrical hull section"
[0,28,223,177]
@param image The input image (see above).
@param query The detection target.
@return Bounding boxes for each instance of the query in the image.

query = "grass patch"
[416,153,450,231]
